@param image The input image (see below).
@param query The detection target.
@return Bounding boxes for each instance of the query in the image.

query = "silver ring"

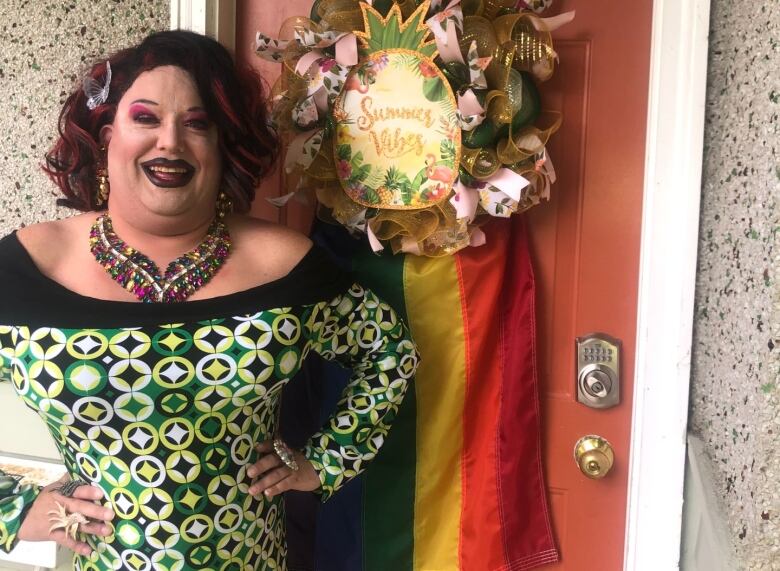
[272,439,299,472]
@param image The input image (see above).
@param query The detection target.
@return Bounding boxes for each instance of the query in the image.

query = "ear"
[99,124,113,147]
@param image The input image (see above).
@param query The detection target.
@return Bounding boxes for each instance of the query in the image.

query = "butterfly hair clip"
[83,61,112,110]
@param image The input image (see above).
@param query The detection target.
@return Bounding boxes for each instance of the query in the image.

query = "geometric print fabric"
[0,283,418,570]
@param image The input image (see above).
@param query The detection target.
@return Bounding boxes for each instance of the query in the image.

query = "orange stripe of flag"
[457,223,510,570]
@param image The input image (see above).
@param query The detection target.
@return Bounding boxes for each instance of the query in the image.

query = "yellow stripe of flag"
[405,255,466,571]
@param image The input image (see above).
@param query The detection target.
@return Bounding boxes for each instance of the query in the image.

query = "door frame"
[625,0,710,569]
[170,1,712,568]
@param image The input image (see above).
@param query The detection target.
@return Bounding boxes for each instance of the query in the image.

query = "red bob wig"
[45,30,278,213]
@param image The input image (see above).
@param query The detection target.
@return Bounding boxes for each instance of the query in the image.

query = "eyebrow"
[129,99,206,113]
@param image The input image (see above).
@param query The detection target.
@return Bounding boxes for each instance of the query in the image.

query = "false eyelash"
[83,61,112,110]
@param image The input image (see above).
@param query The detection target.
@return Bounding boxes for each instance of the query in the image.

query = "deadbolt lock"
[575,333,621,409]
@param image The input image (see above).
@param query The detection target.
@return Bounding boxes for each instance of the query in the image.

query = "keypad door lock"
[575,333,621,409]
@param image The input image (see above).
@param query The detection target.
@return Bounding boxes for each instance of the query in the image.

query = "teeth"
[149,165,188,174]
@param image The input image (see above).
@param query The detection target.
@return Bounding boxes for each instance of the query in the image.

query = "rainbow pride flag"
[284,218,557,571]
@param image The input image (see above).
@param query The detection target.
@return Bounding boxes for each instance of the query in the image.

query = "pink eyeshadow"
[128,103,154,117]
[184,110,209,122]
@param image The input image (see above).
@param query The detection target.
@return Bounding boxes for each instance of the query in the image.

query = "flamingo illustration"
[430,183,448,200]
[425,154,455,183]
[344,75,370,93]
[344,68,376,94]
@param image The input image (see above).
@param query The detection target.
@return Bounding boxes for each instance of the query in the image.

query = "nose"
[156,120,183,153]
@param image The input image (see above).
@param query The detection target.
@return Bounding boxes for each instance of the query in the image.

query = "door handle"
[574,435,614,479]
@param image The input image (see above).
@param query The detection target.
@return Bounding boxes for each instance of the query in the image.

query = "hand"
[246,440,320,498]
[17,474,114,557]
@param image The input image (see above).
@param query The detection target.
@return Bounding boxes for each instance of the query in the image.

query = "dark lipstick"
[141,158,195,188]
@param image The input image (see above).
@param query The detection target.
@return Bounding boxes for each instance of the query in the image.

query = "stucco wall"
[0,0,170,459]
[690,0,780,569]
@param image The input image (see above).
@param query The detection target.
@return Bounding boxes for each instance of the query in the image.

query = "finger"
[79,521,113,537]
[63,498,114,522]
[255,440,273,454]
[71,484,105,502]
[246,453,283,479]
[50,529,92,557]
[249,467,292,496]
[263,474,296,498]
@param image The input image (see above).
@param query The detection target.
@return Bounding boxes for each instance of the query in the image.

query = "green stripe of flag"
[354,249,415,571]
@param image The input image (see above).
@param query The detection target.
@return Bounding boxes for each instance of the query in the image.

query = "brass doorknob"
[574,435,614,479]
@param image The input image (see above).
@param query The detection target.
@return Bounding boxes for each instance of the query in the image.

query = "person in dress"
[0,30,418,570]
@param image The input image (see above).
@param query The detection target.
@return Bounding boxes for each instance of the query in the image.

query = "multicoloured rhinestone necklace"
[89,213,231,303]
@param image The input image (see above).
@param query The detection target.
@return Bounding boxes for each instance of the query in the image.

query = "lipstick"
[141,158,195,188]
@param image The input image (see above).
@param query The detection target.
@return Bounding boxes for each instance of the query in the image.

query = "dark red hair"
[45,30,278,212]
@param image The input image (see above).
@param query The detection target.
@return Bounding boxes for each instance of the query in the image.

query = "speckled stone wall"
[0,0,170,235]
[690,0,780,569]
[0,1,170,462]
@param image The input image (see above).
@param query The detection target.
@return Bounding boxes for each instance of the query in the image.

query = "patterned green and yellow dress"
[0,232,418,570]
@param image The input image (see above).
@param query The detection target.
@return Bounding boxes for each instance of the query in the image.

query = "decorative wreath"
[256,0,573,256]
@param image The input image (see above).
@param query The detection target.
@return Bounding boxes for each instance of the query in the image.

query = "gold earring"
[216,191,233,219]
[96,147,109,207]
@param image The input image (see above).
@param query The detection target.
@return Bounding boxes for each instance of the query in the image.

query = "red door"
[237,1,653,568]
[526,1,652,567]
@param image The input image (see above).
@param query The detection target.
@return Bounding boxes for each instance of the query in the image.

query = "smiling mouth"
[141,158,195,188]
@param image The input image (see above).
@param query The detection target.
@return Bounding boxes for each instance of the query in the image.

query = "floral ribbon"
[449,167,530,221]
[426,0,464,63]
[257,27,360,175]
[451,40,492,132]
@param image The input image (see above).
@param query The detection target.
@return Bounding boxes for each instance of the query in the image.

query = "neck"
[104,210,216,267]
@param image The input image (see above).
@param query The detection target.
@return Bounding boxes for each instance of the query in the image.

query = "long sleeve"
[301,283,419,501]
[0,336,42,553]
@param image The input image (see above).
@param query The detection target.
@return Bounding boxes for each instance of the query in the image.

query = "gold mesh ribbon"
[370,203,468,256]
[461,146,501,179]
[394,0,423,19]
[496,110,561,164]
[482,0,519,19]
[493,12,556,81]
[315,0,366,32]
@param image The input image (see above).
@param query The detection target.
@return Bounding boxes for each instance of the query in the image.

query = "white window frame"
[170,0,235,52]
[171,1,713,568]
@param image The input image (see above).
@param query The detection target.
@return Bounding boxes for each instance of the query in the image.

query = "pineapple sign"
[332,3,460,209]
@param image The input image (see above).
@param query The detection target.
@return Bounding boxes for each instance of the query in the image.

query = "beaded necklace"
[89,214,231,303]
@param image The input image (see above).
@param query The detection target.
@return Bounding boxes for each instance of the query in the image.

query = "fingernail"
[104,509,114,520]
[264,490,271,497]
[247,469,255,478]
[248,486,256,495]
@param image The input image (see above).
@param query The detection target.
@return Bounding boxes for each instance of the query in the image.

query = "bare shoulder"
[227,215,313,281]
[15,214,94,272]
